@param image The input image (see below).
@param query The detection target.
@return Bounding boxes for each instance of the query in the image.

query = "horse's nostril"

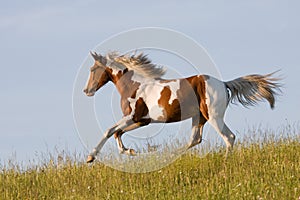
[83,88,87,93]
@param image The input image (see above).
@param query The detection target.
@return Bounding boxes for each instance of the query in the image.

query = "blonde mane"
[106,52,166,78]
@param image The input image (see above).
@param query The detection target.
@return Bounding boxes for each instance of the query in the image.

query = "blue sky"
[1,1,300,164]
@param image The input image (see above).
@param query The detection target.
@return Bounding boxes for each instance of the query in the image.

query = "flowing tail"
[225,71,282,109]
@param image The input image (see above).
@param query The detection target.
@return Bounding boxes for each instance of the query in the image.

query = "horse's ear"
[90,51,107,65]
[90,51,98,61]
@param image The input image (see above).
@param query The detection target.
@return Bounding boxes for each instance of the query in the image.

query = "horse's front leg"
[114,123,139,156]
[114,120,150,155]
[86,116,135,163]
[114,132,136,156]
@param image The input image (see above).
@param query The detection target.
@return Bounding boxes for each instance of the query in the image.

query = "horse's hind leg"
[209,118,236,157]
[187,115,207,149]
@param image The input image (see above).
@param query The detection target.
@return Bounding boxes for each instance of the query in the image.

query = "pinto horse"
[84,52,281,163]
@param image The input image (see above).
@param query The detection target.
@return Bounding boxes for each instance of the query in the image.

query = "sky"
[1,1,300,165]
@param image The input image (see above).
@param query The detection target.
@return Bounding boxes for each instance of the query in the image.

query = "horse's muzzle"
[83,88,95,97]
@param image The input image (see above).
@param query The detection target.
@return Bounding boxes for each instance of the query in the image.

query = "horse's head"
[83,51,166,97]
[83,52,111,96]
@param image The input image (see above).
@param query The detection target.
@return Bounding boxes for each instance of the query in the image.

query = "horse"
[83,51,281,163]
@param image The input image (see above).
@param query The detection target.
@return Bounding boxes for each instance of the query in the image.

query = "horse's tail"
[225,71,282,109]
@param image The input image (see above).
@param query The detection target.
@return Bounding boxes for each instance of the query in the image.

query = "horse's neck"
[114,71,156,99]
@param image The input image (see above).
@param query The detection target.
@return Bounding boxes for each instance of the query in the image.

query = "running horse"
[83,52,281,163]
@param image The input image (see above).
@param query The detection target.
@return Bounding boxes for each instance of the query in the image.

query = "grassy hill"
[1,136,299,199]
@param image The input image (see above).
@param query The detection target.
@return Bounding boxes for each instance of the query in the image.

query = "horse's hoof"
[86,155,95,163]
[128,149,137,156]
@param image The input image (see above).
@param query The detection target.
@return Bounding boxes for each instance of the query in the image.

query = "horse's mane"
[106,52,166,78]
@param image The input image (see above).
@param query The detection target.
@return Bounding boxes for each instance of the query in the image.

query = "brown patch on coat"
[132,97,149,122]
[185,75,209,120]
[157,86,181,122]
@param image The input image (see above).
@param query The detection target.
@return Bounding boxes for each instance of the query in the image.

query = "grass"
[1,130,300,199]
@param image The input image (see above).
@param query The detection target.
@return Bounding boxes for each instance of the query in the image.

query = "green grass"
[1,137,300,199]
